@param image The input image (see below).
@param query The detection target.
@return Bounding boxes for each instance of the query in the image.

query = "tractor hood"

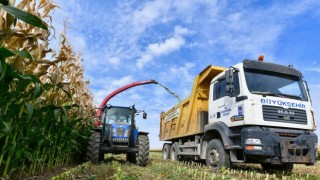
[111,124,130,138]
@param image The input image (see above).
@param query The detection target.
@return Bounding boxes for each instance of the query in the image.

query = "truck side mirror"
[143,112,147,119]
[225,69,234,93]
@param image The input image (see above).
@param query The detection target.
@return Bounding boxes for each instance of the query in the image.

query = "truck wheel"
[206,139,231,171]
[261,163,293,173]
[137,135,149,166]
[86,132,104,163]
[162,143,171,160]
[126,152,136,164]
[170,142,179,161]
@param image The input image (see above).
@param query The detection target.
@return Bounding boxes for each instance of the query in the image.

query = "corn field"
[52,152,320,180]
[0,0,95,179]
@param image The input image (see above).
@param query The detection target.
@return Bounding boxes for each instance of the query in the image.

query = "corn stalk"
[0,0,95,178]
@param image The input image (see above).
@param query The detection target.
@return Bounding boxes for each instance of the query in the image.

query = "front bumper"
[241,126,318,164]
[100,144,138,153]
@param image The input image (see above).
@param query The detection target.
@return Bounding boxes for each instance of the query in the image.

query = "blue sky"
[51,0,320,148]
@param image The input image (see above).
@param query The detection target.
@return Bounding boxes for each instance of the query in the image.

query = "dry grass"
[52,152,320,180]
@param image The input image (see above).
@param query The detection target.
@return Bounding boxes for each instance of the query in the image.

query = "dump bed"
[160,65,226,141]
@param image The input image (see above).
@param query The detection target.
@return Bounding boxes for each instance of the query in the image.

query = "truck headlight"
[245,138,262,145]
[245,138,262,151]
[112,128,117,136]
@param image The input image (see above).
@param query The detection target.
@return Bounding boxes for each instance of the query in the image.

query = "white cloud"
[68,34,87,53]
[148,37,185,56]
[131,0,171,34]
[112,76,134,87]
[129,93,142,100]
[169,62,195,82]
[108,57,120,65]
[136,26,190,69]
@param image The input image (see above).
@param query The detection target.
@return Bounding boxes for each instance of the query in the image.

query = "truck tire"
[206,139,231,171]
[137,135,149,166]
[162,143,171,160]
[170,142,179,161]
[126,152,136,164]
[86,132,104,163]
[261,163,293,173]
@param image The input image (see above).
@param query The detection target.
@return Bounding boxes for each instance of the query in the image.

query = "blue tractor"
[86,105,149,166]
[87,80,157,165]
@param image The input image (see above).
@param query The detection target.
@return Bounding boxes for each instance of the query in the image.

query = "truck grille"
[117,128,125,136]
[262,105,307,125]
[112,137,129,143]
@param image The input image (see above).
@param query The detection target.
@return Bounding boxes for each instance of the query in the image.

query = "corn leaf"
[0,0,9,5]
[2,121,11,133]
[0,47,15,59]
[0,5,48,30]
[13,50,34,62]
[0,59,8,81]
[24,102,33,120]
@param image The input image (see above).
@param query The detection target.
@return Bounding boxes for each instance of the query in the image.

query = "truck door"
[209,71,242,126]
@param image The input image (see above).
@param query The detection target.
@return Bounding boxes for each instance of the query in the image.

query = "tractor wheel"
[162,143,171,160]
[126,152,136,164]
[86,132,104,163]
[261,163,293,173]
[170,142,179,161]
[206,139,231,171]
[137,135,149,166]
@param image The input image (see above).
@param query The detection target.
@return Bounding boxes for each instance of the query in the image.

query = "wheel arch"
[201,122,233,159]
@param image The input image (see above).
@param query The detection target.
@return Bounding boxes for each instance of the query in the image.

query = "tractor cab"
[101,105,136,147]
[97,105,147,153]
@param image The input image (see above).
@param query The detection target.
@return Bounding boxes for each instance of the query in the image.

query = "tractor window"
[105,107,132,124]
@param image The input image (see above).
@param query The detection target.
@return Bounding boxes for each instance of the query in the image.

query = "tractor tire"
[86,132,104,163]
[170,142,179,161]
[126,152,137,164]
[137,135,149,166]
[206,139,231,171]
[261,163,294,173]
[162,143,171,160]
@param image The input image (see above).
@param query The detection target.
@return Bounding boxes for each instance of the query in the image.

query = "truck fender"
[200,122,234,159]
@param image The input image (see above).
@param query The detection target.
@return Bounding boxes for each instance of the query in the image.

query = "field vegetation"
[0,0,94,179]
[0,1,319,180]
[52,151,320,180]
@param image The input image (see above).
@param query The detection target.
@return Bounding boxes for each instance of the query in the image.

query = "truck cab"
[206,60,318,169]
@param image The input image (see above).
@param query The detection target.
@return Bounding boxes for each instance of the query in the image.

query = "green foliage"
[0,4,48,30]
[0,49,92,178]
[0,0,9,5]
[0,2,92,178]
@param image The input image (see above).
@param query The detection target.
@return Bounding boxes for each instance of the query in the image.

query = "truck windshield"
[244,69,308,101]
[105,107,132,124]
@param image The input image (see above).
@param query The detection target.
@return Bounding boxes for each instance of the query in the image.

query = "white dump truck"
[160,57,318,172]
